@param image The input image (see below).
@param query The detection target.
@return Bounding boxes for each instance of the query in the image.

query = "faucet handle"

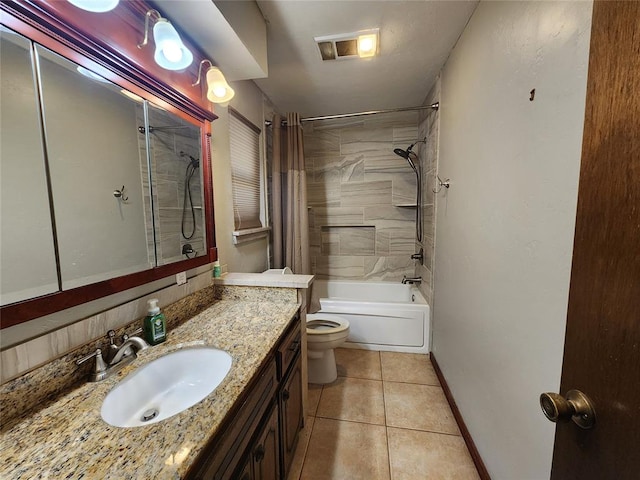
[122,327,143,342]
[130,327,143,336]
[107,330,116,343]
[76,348,108,373]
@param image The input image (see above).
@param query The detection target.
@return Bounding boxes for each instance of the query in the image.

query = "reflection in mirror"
[145,104,206,265]
[36,45,153,290]
[0,28,59,306]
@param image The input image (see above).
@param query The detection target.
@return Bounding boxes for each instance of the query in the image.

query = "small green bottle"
[143,298,167,346]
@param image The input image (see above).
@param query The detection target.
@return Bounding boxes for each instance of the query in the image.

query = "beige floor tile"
[317,377,385,425]
[335,348,382,380]
[287,416,316,480]
[308,384,323,416]
[388,427,480,480]
[384,382,460,435]
[301,417,390,480]
[381,352,440,385]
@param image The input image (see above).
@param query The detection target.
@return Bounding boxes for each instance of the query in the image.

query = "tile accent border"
[431,353,492,480]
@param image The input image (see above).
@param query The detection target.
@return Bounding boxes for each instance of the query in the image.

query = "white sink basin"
[101,347,232,428]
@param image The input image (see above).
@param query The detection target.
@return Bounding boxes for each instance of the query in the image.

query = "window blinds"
[229,111,262,231]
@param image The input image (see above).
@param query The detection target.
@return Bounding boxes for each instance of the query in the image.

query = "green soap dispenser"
[143,298,167,345]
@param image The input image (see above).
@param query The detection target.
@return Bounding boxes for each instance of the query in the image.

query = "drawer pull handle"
[282,389,290,401]
[288,340,300,353]
[254,444,265,462]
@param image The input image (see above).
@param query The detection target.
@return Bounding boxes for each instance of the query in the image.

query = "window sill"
[232,226,270,245]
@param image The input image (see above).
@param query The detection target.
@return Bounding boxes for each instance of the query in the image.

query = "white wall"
[432,2,592,479]
[211,80,270,273]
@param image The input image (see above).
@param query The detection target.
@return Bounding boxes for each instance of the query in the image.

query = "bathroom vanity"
[0,289,306,479]
[188,313,303,479]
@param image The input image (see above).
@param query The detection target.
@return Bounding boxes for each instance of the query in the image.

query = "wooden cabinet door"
[252,405,281,480]
[549,1,640,478]
[280,356,303,477]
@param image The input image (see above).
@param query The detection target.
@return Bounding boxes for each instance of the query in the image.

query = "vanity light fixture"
[67,0,119,13]
[138,9,193,71]
[192,60,235,106]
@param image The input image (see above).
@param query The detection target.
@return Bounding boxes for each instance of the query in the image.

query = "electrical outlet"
[176,271,187,285]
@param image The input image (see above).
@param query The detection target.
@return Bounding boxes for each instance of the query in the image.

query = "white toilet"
[306,313,350,384]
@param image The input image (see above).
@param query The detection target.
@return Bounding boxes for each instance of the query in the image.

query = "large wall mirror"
[0,22,212,324]
[0,28,59,305]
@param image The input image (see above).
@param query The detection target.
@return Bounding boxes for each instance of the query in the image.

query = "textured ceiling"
[254,0,478,117]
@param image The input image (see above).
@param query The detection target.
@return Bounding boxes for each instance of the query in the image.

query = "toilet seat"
[307,318,349,335]
[306,314,350,348]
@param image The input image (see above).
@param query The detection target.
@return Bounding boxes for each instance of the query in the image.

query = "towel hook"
[113,185,128,202]
[433,176,450,194]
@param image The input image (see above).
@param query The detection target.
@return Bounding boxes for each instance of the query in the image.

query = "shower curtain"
[271,113,311,276]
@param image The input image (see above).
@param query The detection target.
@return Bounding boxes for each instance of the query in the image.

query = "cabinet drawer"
[277,312,301,380]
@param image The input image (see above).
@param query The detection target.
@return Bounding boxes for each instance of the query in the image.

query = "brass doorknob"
[540,389,596,429]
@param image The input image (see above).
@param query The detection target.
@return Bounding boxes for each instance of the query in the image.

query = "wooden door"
[550,1,640,478]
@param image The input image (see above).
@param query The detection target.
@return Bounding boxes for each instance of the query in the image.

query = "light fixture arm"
[137,9,163,49]
[192,59,213,87]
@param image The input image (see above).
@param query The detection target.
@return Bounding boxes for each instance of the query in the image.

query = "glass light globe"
[68,0,119,13]
[205,66,235,104]
[213,86,228,98]
[161,42,183,63]
[152,19,193,71]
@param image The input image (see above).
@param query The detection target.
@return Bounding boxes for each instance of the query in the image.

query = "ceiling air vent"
[314,29,379,61]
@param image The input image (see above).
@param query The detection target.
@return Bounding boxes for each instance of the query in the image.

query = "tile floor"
[288,349,480,480]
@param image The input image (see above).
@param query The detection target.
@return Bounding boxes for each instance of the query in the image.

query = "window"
[229,109,268,244]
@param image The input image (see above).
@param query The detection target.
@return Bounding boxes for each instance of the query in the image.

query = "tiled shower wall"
[136,107,205,266]
[415,79,441,304]
[304,111,424,282]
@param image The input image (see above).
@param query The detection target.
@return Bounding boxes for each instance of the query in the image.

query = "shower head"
[180,151,200,168]
[393,147,410,159]
[394,146,417,172]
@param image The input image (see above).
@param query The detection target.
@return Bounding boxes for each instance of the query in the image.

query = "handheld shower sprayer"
[393,138,426,243]
[179,151,200,240]
[393,138,426,172]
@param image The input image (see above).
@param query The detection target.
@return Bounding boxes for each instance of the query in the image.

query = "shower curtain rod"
[264,102,439,127]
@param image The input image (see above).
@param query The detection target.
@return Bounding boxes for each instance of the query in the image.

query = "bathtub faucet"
[402,276,422,285]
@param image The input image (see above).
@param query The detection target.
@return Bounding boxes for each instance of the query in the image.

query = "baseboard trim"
[431,353,491,480]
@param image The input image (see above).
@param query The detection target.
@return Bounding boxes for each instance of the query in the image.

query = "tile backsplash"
[0,271,212,385]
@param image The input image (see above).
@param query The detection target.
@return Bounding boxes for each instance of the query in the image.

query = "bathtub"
[312,279,430,354]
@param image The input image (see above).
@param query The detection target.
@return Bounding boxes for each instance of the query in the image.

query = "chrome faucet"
[402,275,422,285]
[109,335,149,366]
[75,328,149,382]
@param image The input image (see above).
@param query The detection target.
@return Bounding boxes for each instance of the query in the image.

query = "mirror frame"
[0,1,218,328]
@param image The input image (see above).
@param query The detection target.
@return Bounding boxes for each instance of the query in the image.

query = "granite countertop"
[0,299,300,479]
